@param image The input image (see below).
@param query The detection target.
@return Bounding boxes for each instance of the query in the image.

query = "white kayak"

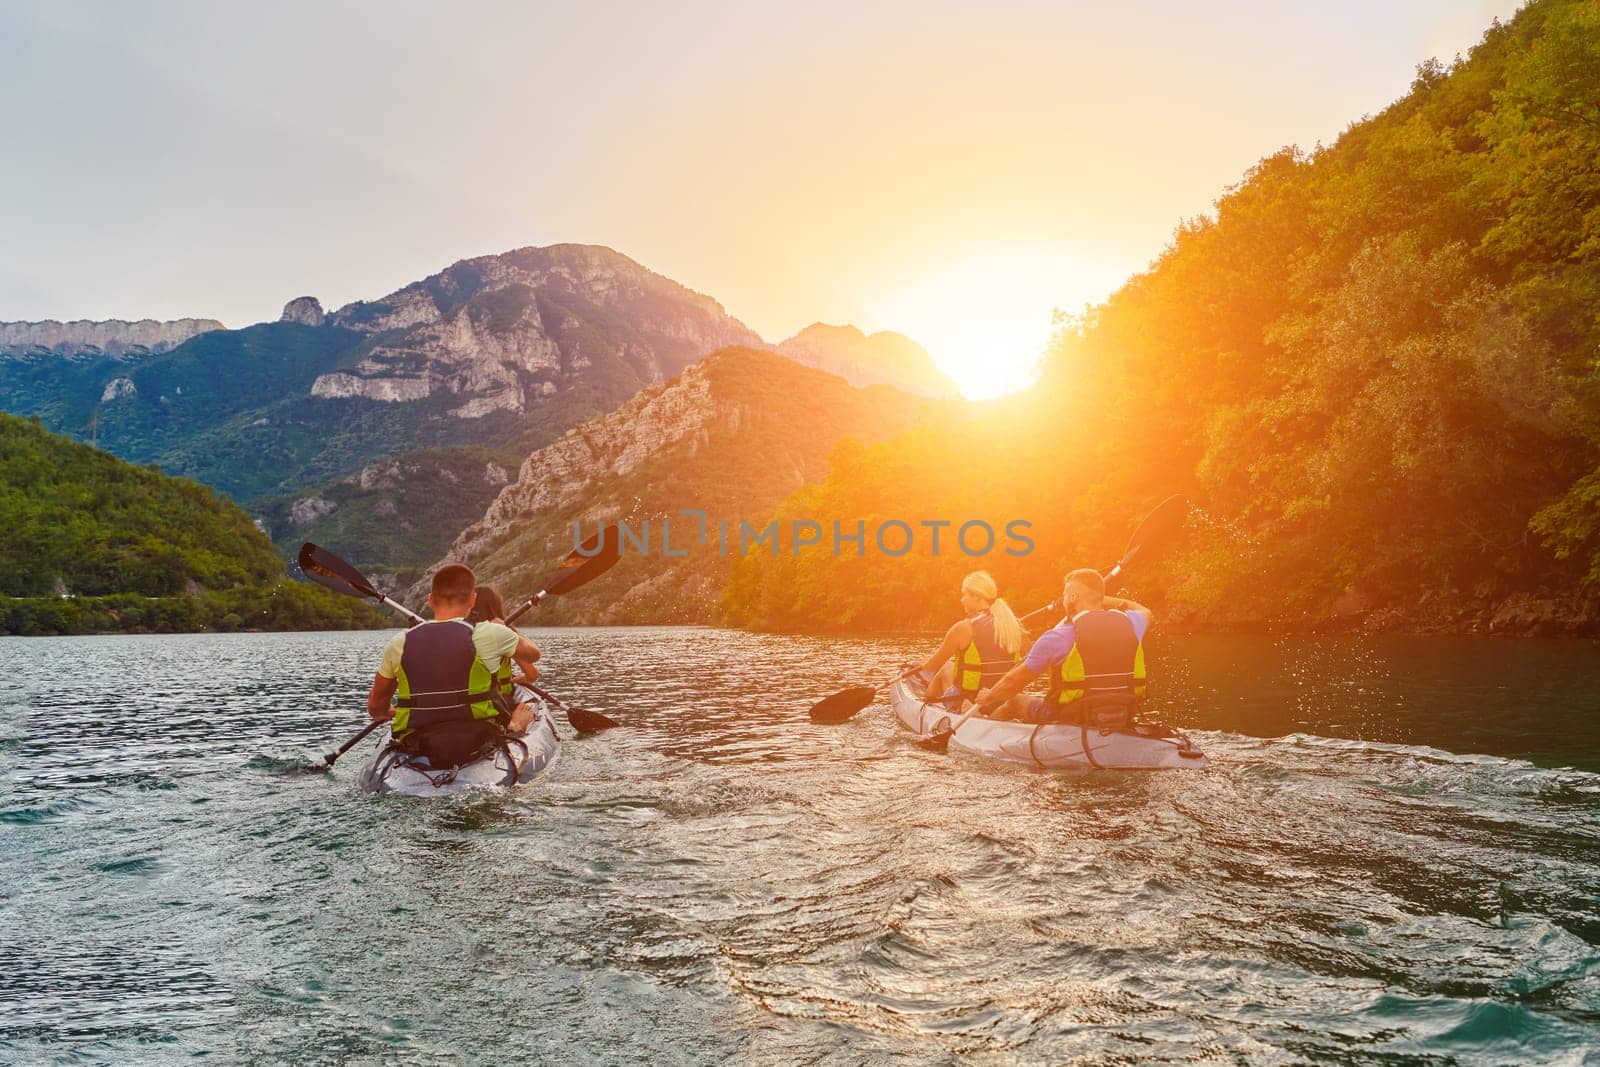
[890,676,1207,771]
[359,685,560,796]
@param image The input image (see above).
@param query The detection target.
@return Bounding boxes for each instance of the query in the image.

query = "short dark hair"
[1065,568,1104,597]
[431,564,476,603]
[466,585,504,623]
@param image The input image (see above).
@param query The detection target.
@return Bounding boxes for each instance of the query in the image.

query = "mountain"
[0,413,382,634]
[724,0,1600,636]
[413,347,949,624]
[253,444,523,592]
[777,323,959,397]
[0,318,224,355]
[0,244,766,572]
[316,243,762,416]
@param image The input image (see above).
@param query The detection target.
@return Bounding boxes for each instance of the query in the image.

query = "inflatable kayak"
[890,675,1207,771]
[359,685,560,796]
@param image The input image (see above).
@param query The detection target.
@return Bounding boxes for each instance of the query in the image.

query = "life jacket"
[391,620,502,736]
[1043,609,1148,717]
[955,611,1020,699]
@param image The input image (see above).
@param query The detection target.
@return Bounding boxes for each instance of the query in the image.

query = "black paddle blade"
[1114,495,1187,572]
[809,686,877,724]
[299,543,382,600]
[565,706,620,733]
[505,526,627,625]
[542,525,623,597]
[916,728,955,752]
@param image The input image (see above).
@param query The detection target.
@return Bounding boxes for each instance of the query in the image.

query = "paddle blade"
[1114,495,1187,573]
[809,686,877,724]
[916,728,955,753]
[565,706,620,733]
[298,543,382,601]
[542,525,623,597]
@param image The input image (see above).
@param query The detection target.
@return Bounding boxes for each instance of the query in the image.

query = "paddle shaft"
[325,719,384,765]
[504,589,548,627]
[930,701,986,748]
[1012,561,1130,627]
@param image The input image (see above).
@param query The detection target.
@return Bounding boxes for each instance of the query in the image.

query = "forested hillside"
[0,413,383,634]
[427,348,942,624]
[725,0,1600,635]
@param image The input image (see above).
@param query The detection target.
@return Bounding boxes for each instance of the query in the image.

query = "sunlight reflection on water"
[1,629,1597,1063]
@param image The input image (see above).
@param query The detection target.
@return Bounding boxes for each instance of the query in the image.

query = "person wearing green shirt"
[364,564,542,767]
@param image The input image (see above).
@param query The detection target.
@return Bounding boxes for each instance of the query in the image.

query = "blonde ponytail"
[989,596,1023,656]
[961,570,1023,655]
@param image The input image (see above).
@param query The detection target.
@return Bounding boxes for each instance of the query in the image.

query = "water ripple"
[1,629,1597,1062]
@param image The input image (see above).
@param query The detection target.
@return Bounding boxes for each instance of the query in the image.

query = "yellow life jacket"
[1043,609,1148,712]
[391,621,502,736]
[955,611,1020,699]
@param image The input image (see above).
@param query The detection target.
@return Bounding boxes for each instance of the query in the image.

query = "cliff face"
[318,244,763,420]
[0,245,956,585]
[0,244,772,575]
[414,347,942,623]
[0,318,224,356]
[777,323,958,397]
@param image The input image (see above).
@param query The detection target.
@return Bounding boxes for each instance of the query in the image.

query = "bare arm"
[975,662,1041,713]
[366,673,397,722]
[494,627,542,687]
[511,651,541,687]
[1105,596,1152,626]
[919,619,972,674]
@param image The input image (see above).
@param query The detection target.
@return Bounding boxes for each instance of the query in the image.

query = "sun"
[872,248,1122,401]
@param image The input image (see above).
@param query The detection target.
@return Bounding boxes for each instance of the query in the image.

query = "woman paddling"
[912,570,1030,719]
[466,584,541,734]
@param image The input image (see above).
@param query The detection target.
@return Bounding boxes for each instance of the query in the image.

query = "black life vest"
[391,620,501,736]
[1043,609,1148,713]
[955,611,1020,699]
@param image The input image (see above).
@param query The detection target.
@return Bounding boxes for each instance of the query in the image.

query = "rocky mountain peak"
[777,323,957,397]
[280,296,325,327]
[310,242,764,419]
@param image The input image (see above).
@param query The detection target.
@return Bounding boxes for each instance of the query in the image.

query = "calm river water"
[2,629,1598,1064]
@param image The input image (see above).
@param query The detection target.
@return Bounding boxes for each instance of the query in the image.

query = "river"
[3,629,1598,1064]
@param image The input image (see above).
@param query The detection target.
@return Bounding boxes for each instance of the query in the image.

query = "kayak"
[890,675,1207,771]
[358,685,560,796]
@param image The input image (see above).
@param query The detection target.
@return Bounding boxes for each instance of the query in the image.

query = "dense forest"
[725,0,1600,635]
[0,413,385,635]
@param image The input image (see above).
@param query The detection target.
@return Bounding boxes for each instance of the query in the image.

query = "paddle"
[301,530,623,765]
[808,671,915,725]
[505,525,623,625]
[298,542,423,624]
[526,683,619,734]
[918,494,1187,753]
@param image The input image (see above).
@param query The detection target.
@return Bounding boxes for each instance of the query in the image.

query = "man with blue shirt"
[976,568,1152,723]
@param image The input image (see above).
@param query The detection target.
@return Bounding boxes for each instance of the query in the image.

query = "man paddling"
[365,564,543,767]
[976,568,1151,725]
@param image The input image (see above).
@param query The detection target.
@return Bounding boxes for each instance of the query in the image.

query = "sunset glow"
[872,248,1123,400]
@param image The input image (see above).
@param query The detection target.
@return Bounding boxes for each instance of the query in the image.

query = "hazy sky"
[1,1,1523,396]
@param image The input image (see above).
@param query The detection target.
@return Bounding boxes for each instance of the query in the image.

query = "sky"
[0,0,1525,398]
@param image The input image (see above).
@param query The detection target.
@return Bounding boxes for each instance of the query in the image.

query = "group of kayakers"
[364,557,1151,768]
[364,565,545,767]
[911,566,1152,726]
